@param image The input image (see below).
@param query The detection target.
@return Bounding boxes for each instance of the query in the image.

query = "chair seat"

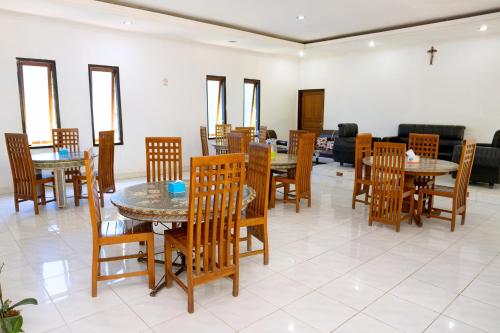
[35,174,55,184]
[421,184,454,197]
[100,219,152,237]
[241,211,265,227]
[274,175,295,184]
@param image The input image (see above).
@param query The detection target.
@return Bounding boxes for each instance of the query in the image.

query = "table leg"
[54,169,67,208]
[403,175,421,226]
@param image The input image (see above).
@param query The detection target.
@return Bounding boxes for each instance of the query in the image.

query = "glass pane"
[91,70,120,143]
[207,80,222,137]
[243,82,257,128]
[22,65,55,146]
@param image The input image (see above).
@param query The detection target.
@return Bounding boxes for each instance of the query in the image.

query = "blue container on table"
[168,180,186,194]
[59,148,69,158]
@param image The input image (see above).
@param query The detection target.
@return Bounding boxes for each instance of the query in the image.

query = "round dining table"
[32,151,87,208]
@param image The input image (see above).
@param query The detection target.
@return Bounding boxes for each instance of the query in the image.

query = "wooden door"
[298,89,324,136]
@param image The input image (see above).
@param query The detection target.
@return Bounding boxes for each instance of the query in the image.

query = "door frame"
[297,89,325,130]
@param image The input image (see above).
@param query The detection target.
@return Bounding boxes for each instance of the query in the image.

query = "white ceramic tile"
[152,309,235,333]
[20,301,66,333]
[335,313,402,333]
[425,315,485,333]
[246,273,312,307]
[68,304,148,332]
[318,276,384,310]
[309,250,364,274]
[281,261,341,289]
[445,296,500,333]
[462,278,500,308]
[240,310,319,333]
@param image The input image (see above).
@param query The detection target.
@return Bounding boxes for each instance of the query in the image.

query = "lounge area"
[1,1,500,333]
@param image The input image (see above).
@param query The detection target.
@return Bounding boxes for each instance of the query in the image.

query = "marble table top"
[111,180,256,223]
[32,152,87,169]
[363,156,458,175]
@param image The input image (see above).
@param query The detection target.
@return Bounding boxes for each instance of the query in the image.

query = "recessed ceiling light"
[296,15,305,20]
[123,20,133,25]
[369,40,375,47]
[228,40,237,43]
[479,24,488,31]
[299,50,305,57]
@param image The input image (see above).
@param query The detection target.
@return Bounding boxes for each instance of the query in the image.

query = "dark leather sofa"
[386,124,466,161]
[453,130,500,187]
[332,123,358,165]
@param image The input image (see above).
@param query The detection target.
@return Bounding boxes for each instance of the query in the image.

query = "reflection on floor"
[0,162,499,332]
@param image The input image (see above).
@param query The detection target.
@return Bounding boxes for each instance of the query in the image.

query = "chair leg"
[34,196,40,215]
[263,224,269,265]
[364,185,370,205]
[40,184,47,205]
[295,193,300,213]
[164,238,173,288]
[187,277,194,313]
[408,191,415,224]
[232,270,239,298]
[461,206,467,225]
[284,184,289,203]
[246,227,252,251]
[352,182,358,209]
[417,191,424,224]
[396,221,400,232]
[99,191,105,208]
[270,177,276,209]
[308,190,311,208]
[14,196,19,212]
[73,179,80,207]
[91,244,99,297]
[147,238,155,289]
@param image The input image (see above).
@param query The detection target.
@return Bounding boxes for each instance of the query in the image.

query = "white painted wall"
[299,35,500,141]
[0,12,299,193]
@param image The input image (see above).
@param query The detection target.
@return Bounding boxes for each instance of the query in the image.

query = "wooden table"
[32,152,87,208]
[363,157,458,224]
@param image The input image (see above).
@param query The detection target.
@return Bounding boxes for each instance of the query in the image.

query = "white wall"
[299,36,500,141]
[0,12,299,193]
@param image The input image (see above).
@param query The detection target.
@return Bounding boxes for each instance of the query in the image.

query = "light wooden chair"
[240,143,271,264]
[258,126,268,143]
[271,133,315,213]
[288,130,307,155]
[200,126,209,156]
[369,142,414,232]
[97,131,116,207]
[235,126,255,138]
[5,133,55,214]
[145,137,182,182]
[164,153,245,313]
[352,133,372,209]
[84,148,155,297]
[232,128,253,152]
[52,128,84,206]
[417,140,476,231]
[215,124,232,154]
[227,132,245,154]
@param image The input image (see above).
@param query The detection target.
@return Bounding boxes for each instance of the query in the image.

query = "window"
[16,58,60,147]
[243,79,260,129]
[88,65,123,145]
[206,75,226,138]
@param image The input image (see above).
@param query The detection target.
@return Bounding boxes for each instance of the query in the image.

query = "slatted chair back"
[247,143,271,218]
[52,128,80,152]
[227,132,245,154]
[232,129,252,152]
[145,137,182,182]
[98,131,115,195]
[408,133,439,158]
[354,133,373,181]
[288,130,307,155]
[84,148,102,239]
[369,142,406,227]
[187,153,245,280]
[5,133,37,202]
[200,126,209,156]
[454,140,476,210]
[258,126,268,143]
[215,124,232,146]
[235,126,255,138]
[294,133,315,197]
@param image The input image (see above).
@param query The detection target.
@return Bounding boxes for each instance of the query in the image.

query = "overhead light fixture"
[123,20,133,25]
[299,50,305,57]
[369,40,375,47]
[296,15,305,20]
[479,24,488,32]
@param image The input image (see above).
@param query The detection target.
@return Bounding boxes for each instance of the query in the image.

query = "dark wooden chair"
[352,133,372,209]
[5,133,55,214]
[200,126,209,156]
[85,148,155,297]
[288,130,307,155]
[271,133,315,212]
[145,137,182,182]
[369,142,414,232]
[227,132,245,154]
[417,140,476,231]
[97,131,116,207]
[240,143,271,264]
[258,126,268,143]
[164,153,245,313]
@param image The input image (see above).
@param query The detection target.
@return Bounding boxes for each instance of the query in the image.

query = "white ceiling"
[101,0,500,42]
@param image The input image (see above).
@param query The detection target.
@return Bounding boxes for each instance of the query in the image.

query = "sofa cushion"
[492,130,500,148]
[398,124,465,140]
[316,137,328,150]
[338,123,358,137]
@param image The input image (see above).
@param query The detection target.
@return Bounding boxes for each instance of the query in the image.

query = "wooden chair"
[352,133,372,209]
[97,131,116,207]
[417,140,476,232]
[288,130,307,155]
[200,126,209,156]
[215,124,232,154]
[271,133,315,213]
[5,133,55,214]
[235,126,255,138]
[258,126,268,143]
[145,137,182,182]
[240,143,271,264]
[164,153,245,313]
[52,128,85,206]
[369,142,414,232]
[232,128,253,152]
[84,148,155,297]
[227,132,245,154]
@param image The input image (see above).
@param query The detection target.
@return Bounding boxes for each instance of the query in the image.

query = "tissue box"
[59,148,69,157]
[168,180,186,193]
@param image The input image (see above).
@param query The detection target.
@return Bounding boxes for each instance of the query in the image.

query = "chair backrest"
[247,143,271,218]
[200,126,209,156]
[235,126,255,138]
[258,126,267,143]
[454,140,476,209]
[5,133,37,200]
[288,130,307,155]
[370,142,406,224]
[187,153,245,278]
[354,133,373,181]
[408,133,439,158]
[52,128,80,152]
[84,147,101,239]
[295,133,315,195]
[233,128,253,151]
[215,124,232,146]
[145,137,182,182]
[227,132,245,154]
[98,131,115,193]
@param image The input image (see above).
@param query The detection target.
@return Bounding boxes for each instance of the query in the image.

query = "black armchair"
[332,123,358,165]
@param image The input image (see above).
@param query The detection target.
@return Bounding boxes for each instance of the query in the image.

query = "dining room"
[1,1,500,333]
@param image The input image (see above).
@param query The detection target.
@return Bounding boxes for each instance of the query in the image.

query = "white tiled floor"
[1,162,500,332]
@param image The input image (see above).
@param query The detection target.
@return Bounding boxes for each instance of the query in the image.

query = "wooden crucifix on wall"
[427,46,437,65]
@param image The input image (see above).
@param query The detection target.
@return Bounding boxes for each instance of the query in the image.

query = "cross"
[427,46,437,65]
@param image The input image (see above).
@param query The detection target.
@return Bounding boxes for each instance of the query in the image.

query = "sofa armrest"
[477,143,492,147]
[382,136,400,142]
[453,145,500,168]
[276,140,287,146]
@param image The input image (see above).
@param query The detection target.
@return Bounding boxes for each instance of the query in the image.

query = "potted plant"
[0,264,38,333]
